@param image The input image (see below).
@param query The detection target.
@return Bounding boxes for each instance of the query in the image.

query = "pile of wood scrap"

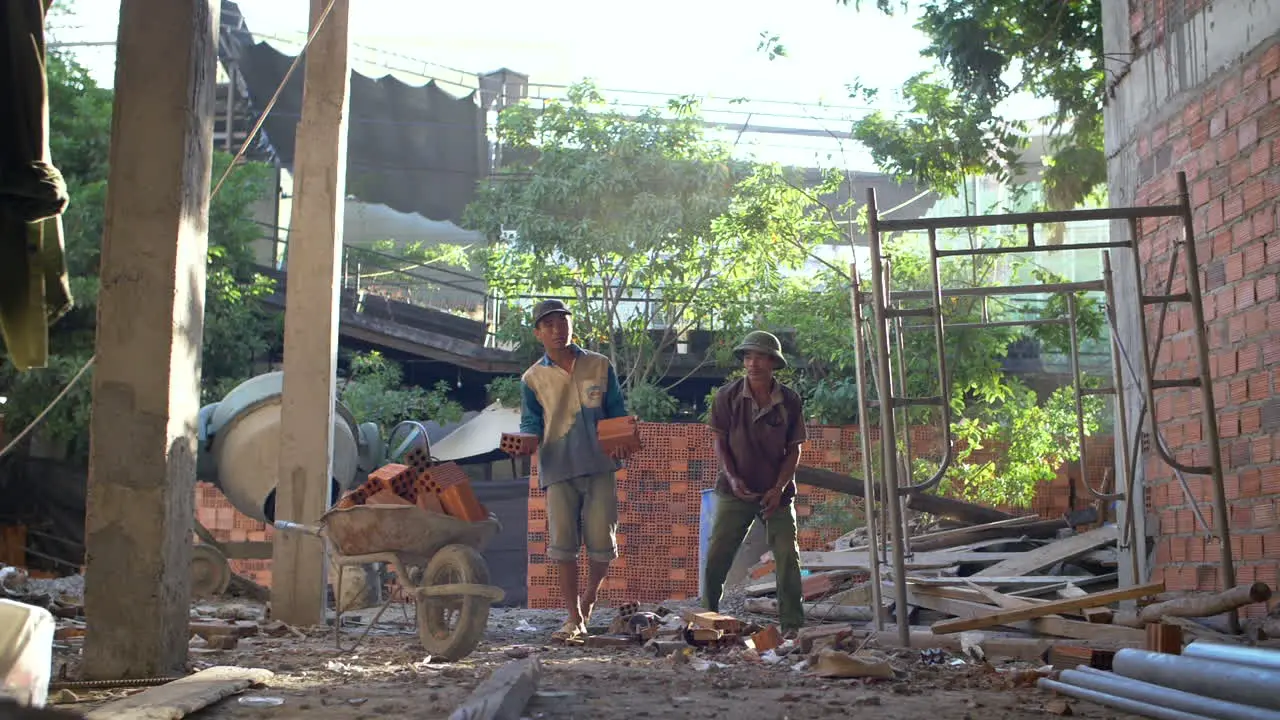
[741,506,1274,648]
[743,504,1109,623]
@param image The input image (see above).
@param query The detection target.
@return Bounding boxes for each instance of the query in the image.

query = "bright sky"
[53,0,1051,172]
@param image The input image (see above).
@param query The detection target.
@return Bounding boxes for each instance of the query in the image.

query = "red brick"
[1210,110,1229,138]
[1250,144,1272,175]
[1263,45,1280,76]
[1242,470,1263,497]
[1241,407,1261,434]
[1261,466,1280,494]
[1258,274,1278,302]
[1236,279,1257,308]
[1224,193,1245,222]
[1220,133,1241,164]
[1243,533,1266,561]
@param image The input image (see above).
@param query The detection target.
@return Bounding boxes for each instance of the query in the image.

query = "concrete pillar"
[270,0,351,626]
[82,0,218,679]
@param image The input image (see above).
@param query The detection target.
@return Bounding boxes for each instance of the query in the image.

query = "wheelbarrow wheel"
[416,544,491,661]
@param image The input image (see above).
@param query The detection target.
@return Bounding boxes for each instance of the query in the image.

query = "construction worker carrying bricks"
[703,330,807,634]
[509,299,635,643]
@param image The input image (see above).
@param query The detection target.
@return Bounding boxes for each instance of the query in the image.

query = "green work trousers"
[702,490,804,632]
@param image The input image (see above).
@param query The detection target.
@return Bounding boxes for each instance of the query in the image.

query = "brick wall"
[194,482,274,587]
[1119,4,1280,611]
[525,423,1114,608]
[191,423,1112,605]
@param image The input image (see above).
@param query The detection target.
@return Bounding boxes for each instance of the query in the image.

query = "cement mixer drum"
[199,372,365,524]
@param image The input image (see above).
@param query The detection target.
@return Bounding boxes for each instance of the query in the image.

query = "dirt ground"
[48,600,1137,720]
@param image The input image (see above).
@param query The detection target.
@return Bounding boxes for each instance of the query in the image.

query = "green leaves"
[844,0,1106,209]
[339,351,462,433]
[1,49,285,459]
[464,82,815,390]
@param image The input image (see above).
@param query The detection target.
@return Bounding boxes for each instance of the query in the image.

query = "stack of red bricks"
[194,455,488,591]
[1127,33,1280,611]
[335,453,488,522]
[526,422,1113,608]
[194,482,273,588]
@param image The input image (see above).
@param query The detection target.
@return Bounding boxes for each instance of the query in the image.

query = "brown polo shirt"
[708,377,807,503]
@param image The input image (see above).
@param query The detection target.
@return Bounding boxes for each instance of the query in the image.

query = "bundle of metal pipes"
[1038,642,1280,720]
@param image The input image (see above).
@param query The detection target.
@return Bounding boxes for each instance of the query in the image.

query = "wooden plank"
[795,466,1013,524]
[448,657,541,720]
[802,550,1021,571]
[1058,583,1114,623]
[907,573,1118,587]
[911,511,1100,553]
[742,597,876,622]
[930,582,1165,635]
[271,0,352,626]
[906,516,1041,547]
[902,589,1145,643]
[973,525,1119,578]
[85,667,274,720]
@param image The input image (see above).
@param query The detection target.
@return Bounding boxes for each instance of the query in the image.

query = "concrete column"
[82,0,218,680]
[271,0,351,626]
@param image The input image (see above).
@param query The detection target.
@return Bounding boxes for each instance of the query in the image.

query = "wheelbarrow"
[275,503,505,661]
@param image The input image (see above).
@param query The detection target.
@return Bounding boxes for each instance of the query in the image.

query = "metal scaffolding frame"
[851,171,1236,646]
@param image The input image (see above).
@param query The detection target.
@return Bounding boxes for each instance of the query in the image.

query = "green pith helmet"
[733,330,787,369]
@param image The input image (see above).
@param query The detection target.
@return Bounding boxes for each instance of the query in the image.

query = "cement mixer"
[193,371,409,607]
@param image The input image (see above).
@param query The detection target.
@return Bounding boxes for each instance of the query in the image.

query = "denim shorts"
[545,471,618,563]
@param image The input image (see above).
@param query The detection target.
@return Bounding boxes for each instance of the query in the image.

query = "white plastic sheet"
[0,598,54,707]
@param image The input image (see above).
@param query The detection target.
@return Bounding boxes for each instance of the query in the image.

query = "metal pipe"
[937,240,1132,258]
[902,227,953,494]
[1061,668,1280,720]
[848,271,883,631]
[1175,171,1237,632]
[1068,293,1122,501]
[866,186,911,648]
[891,280,1104,302]
[1182,642,1280,672]
[1106,273,1213,538]
[892,315,916,558]
[1037,677,1215,720]
[1105,251,1141,583]
[1112,649,1280,711]
[899,317,1068,332]
[878,203,1184,232]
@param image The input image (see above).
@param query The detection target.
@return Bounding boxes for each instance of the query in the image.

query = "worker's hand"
[728,475,760,502]
[760,486,784,518]
[608,444,633,461]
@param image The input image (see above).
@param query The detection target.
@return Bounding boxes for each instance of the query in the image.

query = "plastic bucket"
[0,598,55,707]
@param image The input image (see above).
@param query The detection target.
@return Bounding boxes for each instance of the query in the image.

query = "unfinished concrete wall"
[1104,0,1280,608]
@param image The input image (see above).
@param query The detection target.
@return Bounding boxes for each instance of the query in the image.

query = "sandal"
[551,618,585,643]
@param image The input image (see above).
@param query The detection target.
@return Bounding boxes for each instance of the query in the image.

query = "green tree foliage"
[338,352,462,433]
[484,376,522,409]
[462,82,813,393]
[0,49,281,460]
[841,0,1106,210]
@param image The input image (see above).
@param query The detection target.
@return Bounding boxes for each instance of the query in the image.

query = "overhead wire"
[0,0,341,461]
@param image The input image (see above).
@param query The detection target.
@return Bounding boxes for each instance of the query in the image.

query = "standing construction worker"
[509,299,633,643]
[703,330,807,634]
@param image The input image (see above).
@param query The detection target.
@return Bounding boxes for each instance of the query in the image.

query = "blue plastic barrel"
[699,488,717,597]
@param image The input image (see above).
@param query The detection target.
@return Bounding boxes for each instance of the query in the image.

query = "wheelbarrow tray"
[318,504,501,559]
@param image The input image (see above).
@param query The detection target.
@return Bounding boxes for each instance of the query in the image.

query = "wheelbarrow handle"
[273,520,322,536]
